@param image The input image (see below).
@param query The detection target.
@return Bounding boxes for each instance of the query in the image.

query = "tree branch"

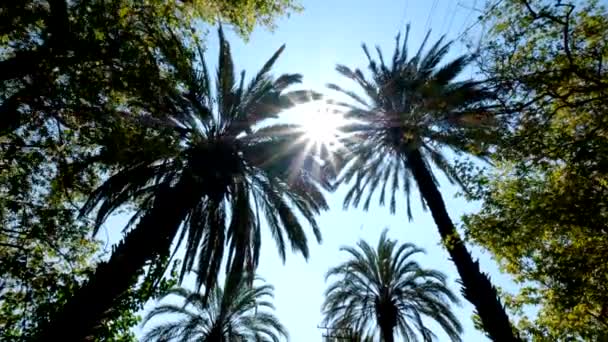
[0,0,69,82]
[518,0,607,89]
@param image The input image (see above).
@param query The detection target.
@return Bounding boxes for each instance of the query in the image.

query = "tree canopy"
[322,230,462,342]
[2,0,608,340]
[0,0,301,339]
[142,276,287,342]
[461,0,608,340]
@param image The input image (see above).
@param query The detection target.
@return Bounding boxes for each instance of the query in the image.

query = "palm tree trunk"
[405,149,520,342]
[379,322,394,342]
[35,181,199,341]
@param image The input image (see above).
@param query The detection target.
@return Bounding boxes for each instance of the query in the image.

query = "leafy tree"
[461,0,608,340]
[0,0,301,90]
[37,27,335,340]
[142,276,287,342]
[2,0,303,340]
[190,0,303,36]
[322,229,462,342]
[0,102,150,340]
[0,0,303,193]
[0,188,174,341]
[329,25,518,340]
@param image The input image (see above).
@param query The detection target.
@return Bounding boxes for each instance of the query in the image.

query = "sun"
[288,101,349,151]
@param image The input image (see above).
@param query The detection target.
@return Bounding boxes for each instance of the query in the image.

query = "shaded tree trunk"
[405,148,520,342]
[35,181,200,341]
[379,321,394,342]
[377,299,396,342]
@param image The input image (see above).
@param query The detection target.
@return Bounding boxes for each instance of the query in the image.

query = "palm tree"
[141,276,287,342]
[329,25,518,341]
[322,229,462,342]
[38,27,336,340]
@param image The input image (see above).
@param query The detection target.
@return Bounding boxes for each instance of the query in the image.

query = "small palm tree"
[322,229,463,342]
[142,276,287,342]
[330,25,518,340]
[39,27,335,340]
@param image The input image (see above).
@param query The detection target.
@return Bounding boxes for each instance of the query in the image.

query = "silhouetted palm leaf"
[142,276,287,342]
[322,229,462,342]
[41,26,339,341]
[329,24,517,341]
[82,26,334,295]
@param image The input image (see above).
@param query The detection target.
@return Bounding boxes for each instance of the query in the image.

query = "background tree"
[0,172,177,340]
[322,229,462,342]
[142,276,287,342]
[329,25,518,340]
[461,0,608,340]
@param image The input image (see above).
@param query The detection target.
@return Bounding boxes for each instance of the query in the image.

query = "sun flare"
[289,101,349,151]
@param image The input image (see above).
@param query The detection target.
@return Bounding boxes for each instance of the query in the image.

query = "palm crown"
[82,27,335,291]
[331,25,495,217]
[142,276,287,342]
[322,229,462,341]
[327,26,517,340]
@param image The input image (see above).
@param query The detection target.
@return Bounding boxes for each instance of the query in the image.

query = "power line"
[445,1,460,35]
[439,0,456,34]
[424,0,440,33]
[396,0,409,33]
[455,0,504,41]
[456,0,477,38]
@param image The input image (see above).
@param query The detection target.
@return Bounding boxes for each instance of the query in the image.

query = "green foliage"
[322,230,462,342]
[463,0,608,339]
[142,276,287,342]
[191,0,302,36]
[0,208,174,341]
[0,0,301,339]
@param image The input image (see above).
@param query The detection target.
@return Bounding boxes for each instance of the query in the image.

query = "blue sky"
[102,0,523,341]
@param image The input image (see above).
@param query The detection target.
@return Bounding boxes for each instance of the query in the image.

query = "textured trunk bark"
[405,148,520,342]
[36,181,199,341]
[379,322,394,342]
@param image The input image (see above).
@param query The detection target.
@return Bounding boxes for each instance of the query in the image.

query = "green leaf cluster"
[0,0,299,339]
[462,0,608,340]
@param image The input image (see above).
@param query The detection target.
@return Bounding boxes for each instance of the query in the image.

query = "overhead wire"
[439,0,456,34]
[424,0,440,33]
[396,0,409,33]
[456,0,477,39]
[455,0,504,42]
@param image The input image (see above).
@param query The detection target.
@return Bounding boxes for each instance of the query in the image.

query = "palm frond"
[80,28,334,312]
[331,24,495,217]
[142,277,286,342]
[322,230,462,341]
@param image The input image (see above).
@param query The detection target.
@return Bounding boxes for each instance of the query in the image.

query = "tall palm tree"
[38,28,336,340]
[322,229,462,342]
[142,276,287,342]
[329,25,517,341]
[329,25,518,341]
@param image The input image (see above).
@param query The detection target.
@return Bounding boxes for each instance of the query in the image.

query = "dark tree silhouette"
[322,230,462,342]
[330,25,519,341]
[142,276,287,342]
[38,27,335,341]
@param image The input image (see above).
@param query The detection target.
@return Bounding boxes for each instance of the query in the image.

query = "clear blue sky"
[102,0,522,341]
